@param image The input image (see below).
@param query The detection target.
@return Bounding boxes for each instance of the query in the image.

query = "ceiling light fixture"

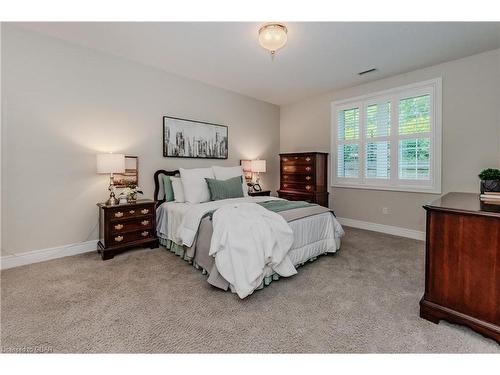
[258,23,288,59]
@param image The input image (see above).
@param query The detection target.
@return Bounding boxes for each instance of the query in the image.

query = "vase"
[480,180,500,194]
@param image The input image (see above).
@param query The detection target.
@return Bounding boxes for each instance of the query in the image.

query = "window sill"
[332,183,441,195]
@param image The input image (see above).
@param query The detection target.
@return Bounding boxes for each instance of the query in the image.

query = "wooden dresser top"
[424,192,500,217]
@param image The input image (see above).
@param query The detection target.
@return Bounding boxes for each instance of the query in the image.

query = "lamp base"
[106,196,119,206]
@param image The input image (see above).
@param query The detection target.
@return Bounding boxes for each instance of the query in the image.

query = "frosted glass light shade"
[96,153,125,174]
[251,159,267,173]
[258,24,287,54]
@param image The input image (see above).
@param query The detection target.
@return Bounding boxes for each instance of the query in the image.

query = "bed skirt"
[158,237,322,291]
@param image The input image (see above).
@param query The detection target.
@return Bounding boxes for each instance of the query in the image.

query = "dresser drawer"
[281,155,315,165]
[109,217,153,234]
[282,164,314,174]
[109,229,155,246]
[280,182,315,192]
[282,173,314,184]
[107,205,153,220]
[277,190,315,203]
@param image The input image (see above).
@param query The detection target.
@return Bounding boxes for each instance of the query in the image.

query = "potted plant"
[478,168,500,194]
[119,183,144,203]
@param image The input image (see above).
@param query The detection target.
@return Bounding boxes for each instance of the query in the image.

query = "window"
[331,78,441,193]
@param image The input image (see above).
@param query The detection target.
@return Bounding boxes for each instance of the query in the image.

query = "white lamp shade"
[96,153,125,174]
[251,159,266,173]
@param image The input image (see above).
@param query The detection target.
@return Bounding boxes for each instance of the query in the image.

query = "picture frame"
[163,116,228,159]
[240,159,253,182]
[113,155,139,188]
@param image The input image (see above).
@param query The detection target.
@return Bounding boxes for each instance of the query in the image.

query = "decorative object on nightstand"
[119,183,143,204]
[278,152,329,207]
[97,153,125,206]
[97,199,158,260]
[248,190,271,197]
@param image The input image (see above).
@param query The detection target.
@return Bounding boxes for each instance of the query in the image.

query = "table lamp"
[251,159,266,186]
[97,153,125,205]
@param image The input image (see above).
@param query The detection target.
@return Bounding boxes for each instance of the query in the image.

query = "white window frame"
[331,78,442,194]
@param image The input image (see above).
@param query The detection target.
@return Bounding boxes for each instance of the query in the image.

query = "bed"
[153,168,344,298]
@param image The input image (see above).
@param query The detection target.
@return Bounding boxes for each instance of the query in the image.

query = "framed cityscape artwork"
[163,116,228,159]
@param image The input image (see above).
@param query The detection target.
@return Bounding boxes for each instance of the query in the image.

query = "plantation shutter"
[398,94,431,180]
[365,101,391,179]
[337,107,360,178]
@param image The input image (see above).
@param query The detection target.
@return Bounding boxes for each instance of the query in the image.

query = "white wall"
[280,49,500,232]
[1,25,280,255]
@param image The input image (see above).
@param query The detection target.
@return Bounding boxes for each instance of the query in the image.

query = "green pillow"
[205,176,244,201]
[162,175,175,202]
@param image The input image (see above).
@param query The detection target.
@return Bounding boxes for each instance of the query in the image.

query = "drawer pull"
[114,212,124,218]
[305,167,311,171]
[141,220,149,226]
[114,224,124,230]
[283,184,288,188]
[294,157,298,160]
[305,157,311,162]
[283,158,288,162]
[114,235,124,242]
[141,231,149,237]
[306,185,312,190]
[284,175,288,179]
[305,176,311,181]
[129,210,135,214]
[141,209,149,214]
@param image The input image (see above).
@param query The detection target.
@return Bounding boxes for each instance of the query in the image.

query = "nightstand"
[97,199,158,260]
[248,190,271,197]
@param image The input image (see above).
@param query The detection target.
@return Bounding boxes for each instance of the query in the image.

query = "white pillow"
[179,167,215,203]
[170,176,185,203]
[212,165,248,197]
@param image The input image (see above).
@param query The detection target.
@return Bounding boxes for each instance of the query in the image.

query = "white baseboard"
[337,217,425,241]
[1,240,98,270]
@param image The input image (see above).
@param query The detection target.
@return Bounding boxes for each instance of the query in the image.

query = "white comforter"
[176,196,282,247]
[209,203,297,299]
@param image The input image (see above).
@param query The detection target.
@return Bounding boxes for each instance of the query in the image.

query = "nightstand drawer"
[109,217,153,234]
[109,229,154,246]
[107,205,153,220]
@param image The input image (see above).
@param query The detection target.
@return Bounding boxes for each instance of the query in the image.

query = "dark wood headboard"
[153,169,180,205]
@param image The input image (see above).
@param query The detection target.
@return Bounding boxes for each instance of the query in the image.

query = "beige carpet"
[1,227,498,353]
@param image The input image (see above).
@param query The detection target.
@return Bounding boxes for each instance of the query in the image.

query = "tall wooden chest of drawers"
[420,193,499,343]
[97,199,158,260]
[277,152,329,207]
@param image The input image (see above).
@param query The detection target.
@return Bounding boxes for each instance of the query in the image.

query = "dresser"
[277,152,328,207]
[97,199,158,260]
[420,193,499,343]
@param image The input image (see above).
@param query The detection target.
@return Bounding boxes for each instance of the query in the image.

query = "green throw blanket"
[205,199,317,219]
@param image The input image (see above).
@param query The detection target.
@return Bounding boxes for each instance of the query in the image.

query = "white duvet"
[210,203,297,299]
[176,196,282,247]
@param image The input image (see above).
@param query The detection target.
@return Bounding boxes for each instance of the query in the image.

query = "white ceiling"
[15,22,500,105]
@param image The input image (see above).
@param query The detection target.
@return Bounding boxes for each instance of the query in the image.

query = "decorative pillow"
[212,165,248,196]
[162,175,175,202]
[205,176,244,201]
[170,176,185,203]
[179,167,215,203]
